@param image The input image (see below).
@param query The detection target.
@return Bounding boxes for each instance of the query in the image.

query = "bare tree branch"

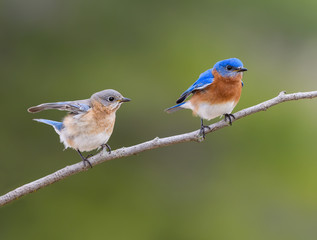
[1,90,317,207]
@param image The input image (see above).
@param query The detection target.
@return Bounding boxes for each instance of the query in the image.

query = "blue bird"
[166,58,247,137]
[28,89,131,167]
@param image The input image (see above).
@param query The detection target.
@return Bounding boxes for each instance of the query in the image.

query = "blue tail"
[165,102,186,113]
[34,119,63,133]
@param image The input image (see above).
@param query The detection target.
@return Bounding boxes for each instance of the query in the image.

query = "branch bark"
[1,90,317,207]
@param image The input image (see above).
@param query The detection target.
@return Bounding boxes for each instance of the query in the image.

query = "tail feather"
[34,119,63,133]
[165,102,186,113]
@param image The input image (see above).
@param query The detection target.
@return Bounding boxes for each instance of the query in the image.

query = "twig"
[1,90,317,207]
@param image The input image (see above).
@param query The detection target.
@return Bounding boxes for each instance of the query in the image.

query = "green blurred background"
[1,0,317,239]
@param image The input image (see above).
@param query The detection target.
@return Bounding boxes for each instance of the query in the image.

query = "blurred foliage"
[1,0,317,239]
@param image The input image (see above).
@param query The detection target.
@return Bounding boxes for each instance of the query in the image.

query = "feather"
[28,99,91,114]
[165,102,186,113]
[176,69,214,104]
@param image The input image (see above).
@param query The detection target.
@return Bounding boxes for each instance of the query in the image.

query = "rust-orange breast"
[190,70,243,106]
[62,101,116,148]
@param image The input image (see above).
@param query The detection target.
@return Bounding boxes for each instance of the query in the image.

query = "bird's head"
[213,58,247,78]
[91,89,131,112]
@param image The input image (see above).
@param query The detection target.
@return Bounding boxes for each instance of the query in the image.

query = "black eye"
[108,97,115,102]
[226,65,233,70]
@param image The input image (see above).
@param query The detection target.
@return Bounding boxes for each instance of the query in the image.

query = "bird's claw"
[199,118,210,139]
[101,143,112,154]
[199,125,210,139]
[77,150,93,168]
[83,158,93,168]
[224,114,235,126]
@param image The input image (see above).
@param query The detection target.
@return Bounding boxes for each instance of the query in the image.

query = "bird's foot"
[77,150,93,168]
[101,143,111,154]
[82,158,93,168]
[199,125,211,139]
[224,113,235,126]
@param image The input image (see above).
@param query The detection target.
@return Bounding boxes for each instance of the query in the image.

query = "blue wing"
[176,69,214,104]
[67,101,91,112]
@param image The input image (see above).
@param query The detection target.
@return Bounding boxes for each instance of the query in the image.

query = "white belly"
[60,130,111,152]
[184,101,237,120]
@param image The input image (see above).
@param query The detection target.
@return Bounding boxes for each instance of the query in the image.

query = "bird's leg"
[199,118,210,139]
[77,150,93,168]
[101,143,111,154]
[224,113,235,126]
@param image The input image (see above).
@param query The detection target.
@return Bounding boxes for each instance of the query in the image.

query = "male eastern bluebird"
[165,58,247,138]
[28,89,131,167]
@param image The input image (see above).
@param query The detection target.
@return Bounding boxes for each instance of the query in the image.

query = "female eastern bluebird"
[165,58,247,138]
[28,89,131,167]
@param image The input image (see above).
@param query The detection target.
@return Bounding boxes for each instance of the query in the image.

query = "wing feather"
[176,69,214,104]
[28,99,91,114]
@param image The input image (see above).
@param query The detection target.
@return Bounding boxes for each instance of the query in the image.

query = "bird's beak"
[120,97,131,102]
[237,67,248,72]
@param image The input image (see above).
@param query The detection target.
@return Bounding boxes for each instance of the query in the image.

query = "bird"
[165,58,247,138]
[28,89,131,167]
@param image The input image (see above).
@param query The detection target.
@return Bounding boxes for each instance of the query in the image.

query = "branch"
[1,90,317,207]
